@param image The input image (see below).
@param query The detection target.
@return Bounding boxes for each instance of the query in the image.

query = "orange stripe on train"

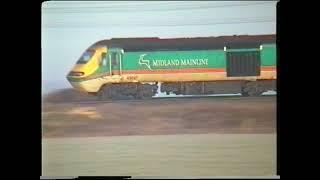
[120,67,276,74]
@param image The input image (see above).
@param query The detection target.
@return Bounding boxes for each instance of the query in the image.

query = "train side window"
[101,53,107,66]
[111,53,118,66]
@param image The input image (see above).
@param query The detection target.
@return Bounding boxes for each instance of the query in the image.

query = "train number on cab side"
[127,75,138,80]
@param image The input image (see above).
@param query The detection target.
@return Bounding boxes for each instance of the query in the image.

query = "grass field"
[42,133,276,176]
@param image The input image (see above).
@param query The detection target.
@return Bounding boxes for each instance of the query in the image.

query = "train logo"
[138,54,152,70]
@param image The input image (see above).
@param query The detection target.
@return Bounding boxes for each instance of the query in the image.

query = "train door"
[99,52,110,74]
[108,48,123,76]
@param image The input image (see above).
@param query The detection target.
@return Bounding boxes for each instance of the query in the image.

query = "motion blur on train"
[66,34,277,100]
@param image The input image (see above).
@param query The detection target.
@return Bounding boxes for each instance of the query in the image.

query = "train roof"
[90,34,276,52]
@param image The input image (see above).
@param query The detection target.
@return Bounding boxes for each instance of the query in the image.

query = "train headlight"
[68,71,84,76]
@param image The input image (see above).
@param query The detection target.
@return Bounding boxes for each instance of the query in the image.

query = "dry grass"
[42,134,277,176]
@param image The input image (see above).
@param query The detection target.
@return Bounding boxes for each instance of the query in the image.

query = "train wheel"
[241,90,250,97]
[135,84,156,99]
[97,85,111,100]
[241,82,263,97]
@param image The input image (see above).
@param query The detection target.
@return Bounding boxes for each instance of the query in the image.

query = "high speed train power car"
[67,35,276,100]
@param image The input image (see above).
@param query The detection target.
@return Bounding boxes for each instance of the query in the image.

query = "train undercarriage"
[95,80,276,100]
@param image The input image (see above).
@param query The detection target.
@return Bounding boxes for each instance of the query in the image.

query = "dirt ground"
[42,96,276,138]
[42,134,277,176]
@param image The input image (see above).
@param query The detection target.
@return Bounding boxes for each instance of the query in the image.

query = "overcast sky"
[41,1,277,94]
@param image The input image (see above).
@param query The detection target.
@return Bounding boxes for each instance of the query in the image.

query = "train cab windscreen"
[77,49,96,64]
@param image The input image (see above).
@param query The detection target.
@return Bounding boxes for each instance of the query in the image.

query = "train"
[66,34,277,100]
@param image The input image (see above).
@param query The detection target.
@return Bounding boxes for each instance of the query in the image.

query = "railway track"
[53,93,276,105]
